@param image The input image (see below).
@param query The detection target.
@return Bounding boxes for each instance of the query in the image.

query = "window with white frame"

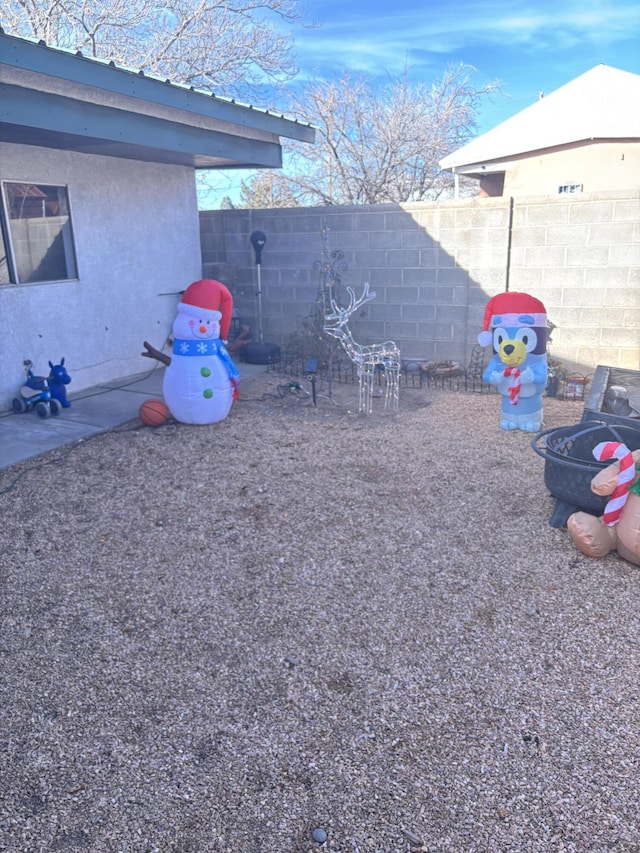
[1,182,78,284]
[557,183,583,195]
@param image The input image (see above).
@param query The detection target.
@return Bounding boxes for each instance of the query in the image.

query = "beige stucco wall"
[503,142,640,197]
[201,191,640,376]
[0,142,202,409]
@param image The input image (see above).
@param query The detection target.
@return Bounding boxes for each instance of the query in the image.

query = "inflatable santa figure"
[163,279,239,424]
[478,291,548,432]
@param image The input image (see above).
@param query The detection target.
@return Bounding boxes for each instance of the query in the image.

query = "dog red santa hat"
[478,291,547,348]
[179,279,234,342]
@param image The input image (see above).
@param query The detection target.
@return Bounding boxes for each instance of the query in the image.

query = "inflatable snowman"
[163,279,240,424]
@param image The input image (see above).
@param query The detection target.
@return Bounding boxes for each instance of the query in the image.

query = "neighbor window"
[557,183,583,194]
[1,182,78,284]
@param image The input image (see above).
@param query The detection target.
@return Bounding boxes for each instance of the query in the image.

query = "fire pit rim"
[531,420,640,471]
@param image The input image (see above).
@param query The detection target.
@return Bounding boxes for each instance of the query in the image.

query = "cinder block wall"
[200,191,640,373]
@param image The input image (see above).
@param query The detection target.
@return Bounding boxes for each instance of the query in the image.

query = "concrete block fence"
[200,190,640,375]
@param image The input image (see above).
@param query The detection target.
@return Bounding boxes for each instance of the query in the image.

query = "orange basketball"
[139,398,170,427]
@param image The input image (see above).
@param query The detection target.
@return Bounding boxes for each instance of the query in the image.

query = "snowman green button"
[203,388,213,398]
[201,366,211,377]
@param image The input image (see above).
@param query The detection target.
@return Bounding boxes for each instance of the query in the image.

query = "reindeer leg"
[366,368,374,414]
[392,365,400,411]
[358,369,366,413]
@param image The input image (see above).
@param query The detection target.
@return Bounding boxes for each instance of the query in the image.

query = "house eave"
[0,83,284,168]
[0,29,315,168]
[444,161,512,180]
[440,137,640,176]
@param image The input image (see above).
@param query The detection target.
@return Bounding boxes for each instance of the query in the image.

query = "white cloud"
[293,0,640,80]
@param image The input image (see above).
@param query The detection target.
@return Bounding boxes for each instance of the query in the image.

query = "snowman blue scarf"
[172,338,240,382]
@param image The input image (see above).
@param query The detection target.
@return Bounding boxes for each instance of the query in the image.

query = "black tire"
[50,399,62,416]
[36,401,51,418]
[241,342,281,365]
[12,397,27,413]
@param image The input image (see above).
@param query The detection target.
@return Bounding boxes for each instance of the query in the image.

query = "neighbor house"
[439,64,640,198]
[0,29,314,409]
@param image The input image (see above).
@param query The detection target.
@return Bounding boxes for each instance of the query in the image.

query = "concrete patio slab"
[0,362,265,471]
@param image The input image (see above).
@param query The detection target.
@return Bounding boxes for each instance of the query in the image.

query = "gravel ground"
[1,372,639,853]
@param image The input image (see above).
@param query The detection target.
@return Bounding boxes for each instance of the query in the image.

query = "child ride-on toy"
[12,368,61,418]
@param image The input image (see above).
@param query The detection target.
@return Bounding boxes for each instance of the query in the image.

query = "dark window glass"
[2,182,78,283]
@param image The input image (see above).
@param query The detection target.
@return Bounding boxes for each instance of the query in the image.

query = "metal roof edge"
[441,137,640,173]
[0,28,315,144]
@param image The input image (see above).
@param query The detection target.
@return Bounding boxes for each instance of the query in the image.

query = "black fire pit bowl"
[531,421,640,527]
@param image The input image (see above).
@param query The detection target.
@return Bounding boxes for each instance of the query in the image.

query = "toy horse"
[48,358,72,407]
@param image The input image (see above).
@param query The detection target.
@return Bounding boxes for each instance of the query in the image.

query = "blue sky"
[201,0,640,205]
[293,0,640,131]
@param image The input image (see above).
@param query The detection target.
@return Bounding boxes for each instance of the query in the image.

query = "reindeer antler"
[325,283,376,325]
[347,283,376,313]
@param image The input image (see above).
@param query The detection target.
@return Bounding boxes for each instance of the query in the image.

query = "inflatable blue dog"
[478,292,548,432]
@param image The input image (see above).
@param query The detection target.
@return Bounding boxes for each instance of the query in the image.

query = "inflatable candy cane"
[593,441,635,526]
[504,367,521,404]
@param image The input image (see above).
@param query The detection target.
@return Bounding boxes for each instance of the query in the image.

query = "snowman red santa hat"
[178,279,234,342]
[477,291,547,348]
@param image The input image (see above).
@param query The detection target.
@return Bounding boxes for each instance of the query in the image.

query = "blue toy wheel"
[35,401,51,418]
[50,399,62,416]
[12,397,27,413]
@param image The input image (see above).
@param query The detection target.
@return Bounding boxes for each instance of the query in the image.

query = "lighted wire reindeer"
[323,282,400,414]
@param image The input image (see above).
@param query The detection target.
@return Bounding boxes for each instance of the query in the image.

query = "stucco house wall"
[439,66,640,200]
[0,29,314,413]
[500,142,640,198]
[1,142,201,408]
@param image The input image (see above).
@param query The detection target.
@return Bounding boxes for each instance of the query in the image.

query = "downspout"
[505,196,514,291]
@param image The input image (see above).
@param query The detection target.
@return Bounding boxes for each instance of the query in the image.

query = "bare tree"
[241,64,501,206]
[239,170,301,209]
[2,0,305,100]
